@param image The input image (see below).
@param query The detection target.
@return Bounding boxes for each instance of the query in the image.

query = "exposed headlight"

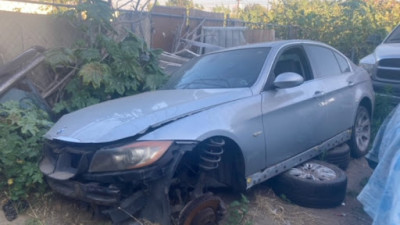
[89,141,172,173]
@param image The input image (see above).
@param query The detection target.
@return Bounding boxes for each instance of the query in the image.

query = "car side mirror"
[273,72,304,89]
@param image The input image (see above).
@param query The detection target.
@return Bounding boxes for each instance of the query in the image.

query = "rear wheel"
[349,106,371,158]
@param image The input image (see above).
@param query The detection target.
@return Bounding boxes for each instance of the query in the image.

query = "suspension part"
[199,138,225,170]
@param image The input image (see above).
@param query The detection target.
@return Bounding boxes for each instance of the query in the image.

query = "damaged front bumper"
[46,177,147,223]
[40,140,197,224]
[46,178,121,205]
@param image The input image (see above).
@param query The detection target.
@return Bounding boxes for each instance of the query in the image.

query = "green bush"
[46,0,166,114]
[0,101,52,200]
[48,34,165,114]
[235,0,400,63]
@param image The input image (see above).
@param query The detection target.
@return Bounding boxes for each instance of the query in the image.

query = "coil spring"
[199,138,225,170]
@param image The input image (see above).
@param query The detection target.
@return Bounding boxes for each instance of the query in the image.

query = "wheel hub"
[289,162,337,181]
[178,193,226,225]
[355,109,371,151]
[191,208,217,225]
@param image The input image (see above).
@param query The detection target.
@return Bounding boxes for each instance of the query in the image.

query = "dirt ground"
[0,157,373,225]
[240,157,373,225]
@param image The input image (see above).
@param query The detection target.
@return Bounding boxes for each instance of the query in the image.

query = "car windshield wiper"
[176,78,230,89]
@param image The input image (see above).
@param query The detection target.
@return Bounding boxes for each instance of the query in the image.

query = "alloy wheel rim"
[355,109,371,153]
[289,162,337,181]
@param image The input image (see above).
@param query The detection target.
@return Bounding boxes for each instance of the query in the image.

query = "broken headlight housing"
[89,141,172,173]
[359,54,376,76]
[359,62,375,76]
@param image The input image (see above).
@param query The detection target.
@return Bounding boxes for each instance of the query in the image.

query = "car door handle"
[314,91,324,96]
[348,80,354,86]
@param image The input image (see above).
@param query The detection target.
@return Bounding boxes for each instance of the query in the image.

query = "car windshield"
[385,25,400,43]
[163,47,270,89]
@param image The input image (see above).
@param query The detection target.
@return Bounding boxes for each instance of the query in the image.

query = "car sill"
[246,129,352,189]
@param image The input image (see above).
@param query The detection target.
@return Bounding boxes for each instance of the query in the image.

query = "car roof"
[212,39,328,53]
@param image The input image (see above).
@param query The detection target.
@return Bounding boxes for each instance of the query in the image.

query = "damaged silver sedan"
[40,40,374,225]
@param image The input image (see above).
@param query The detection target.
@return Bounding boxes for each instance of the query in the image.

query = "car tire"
[272,160,347,208]
[349,105,371,158]
[324,144,351,170]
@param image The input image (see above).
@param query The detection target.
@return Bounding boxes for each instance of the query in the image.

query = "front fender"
[138,95,266,176]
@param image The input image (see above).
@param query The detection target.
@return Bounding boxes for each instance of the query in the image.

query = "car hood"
[45,89,252,143]
[374,43,400,59]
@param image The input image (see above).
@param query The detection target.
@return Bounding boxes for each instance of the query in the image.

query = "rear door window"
[334,52,351,73]
[304,45,342,78]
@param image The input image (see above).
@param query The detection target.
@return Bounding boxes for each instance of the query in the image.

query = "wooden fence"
[0,3,287,64]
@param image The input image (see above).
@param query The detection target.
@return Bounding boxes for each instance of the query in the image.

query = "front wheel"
[349,105,371,158]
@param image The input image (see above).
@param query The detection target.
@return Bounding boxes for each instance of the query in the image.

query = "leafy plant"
[25,218,43,225]
[371,91,397,140]
[0,101,52,200]
[46,0,166,114]
[226,194,252,225]
[234,0,400,62]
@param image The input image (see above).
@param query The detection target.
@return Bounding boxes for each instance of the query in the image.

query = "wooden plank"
[0,55,45,96]
[174,49,200,58]
[0,46,45,77]
[42,68,76,99]
[180,39,224,51]
[160,52,189,64]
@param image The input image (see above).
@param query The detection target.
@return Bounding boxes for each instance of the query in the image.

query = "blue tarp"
[358,104,400,225]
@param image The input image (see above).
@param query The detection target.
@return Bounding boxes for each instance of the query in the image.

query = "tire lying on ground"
[324,144,351,170]
[272,160,347,208]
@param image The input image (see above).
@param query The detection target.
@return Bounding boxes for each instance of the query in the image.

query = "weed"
[25,218,43,225]
[279,194,292,204]
[225,194,252,225]
[0,101,52,200]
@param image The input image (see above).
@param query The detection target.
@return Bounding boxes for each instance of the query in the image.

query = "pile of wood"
[159,52,189,75]
[0,46,45,97]
[0,46,74,109]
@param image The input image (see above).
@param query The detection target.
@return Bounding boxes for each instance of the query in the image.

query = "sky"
[162,0,271,10]
[0,0,271,13]
[0,0,50,14]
